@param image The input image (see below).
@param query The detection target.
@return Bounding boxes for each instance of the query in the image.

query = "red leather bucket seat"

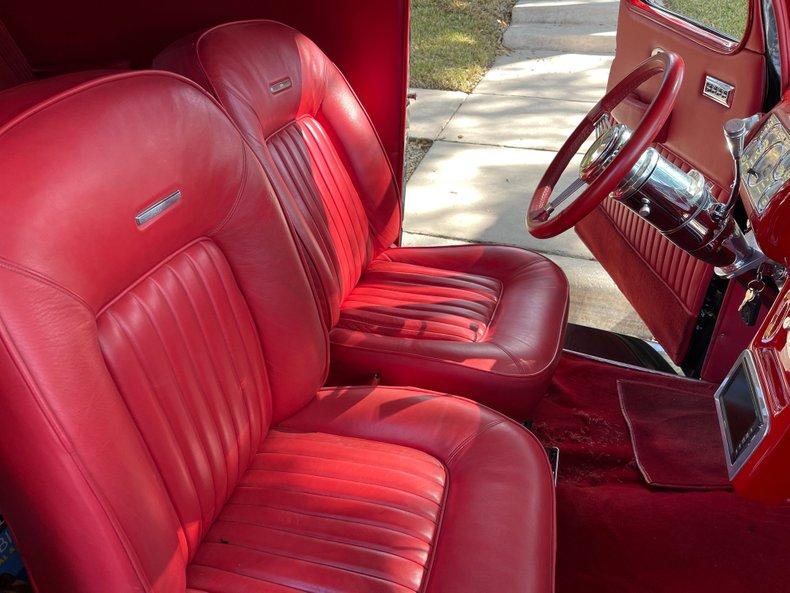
[156,21,570,419]
[0,72,555,593]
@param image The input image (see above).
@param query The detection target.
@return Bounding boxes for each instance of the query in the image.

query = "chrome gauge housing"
[741,114,790,214]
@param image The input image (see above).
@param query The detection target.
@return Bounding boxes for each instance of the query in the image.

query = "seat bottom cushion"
[189,430,446,593]
[329,245,569,419]
[189,386,555,593]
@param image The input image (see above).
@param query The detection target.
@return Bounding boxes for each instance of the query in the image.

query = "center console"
[714,352,770,478]
[712,93,790,503]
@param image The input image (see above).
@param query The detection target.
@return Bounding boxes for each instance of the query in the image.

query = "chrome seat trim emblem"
[270,78,292,94]
[135,190,182,227]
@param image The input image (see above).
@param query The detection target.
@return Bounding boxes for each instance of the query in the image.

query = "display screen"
[720,362,763,464]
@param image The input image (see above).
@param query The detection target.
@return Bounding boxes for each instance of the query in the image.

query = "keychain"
[739,271,766,327]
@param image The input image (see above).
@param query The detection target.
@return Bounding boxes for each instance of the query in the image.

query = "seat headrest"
[156,20,332,140]
[0,70,250,311]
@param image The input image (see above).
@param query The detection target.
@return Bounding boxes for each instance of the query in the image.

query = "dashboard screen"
[719,361,763,464]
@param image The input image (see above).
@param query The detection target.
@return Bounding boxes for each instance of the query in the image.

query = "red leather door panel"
[576,0,767,364]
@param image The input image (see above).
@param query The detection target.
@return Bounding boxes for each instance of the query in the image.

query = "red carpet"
[618,380,730,490]
[532,352,790,593]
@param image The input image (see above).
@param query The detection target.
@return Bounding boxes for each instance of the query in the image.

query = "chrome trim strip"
[703,76,735,107]
[562,349,688,379]
[713,350,771,480]
[135,190,181,226]
[270,78,292,94]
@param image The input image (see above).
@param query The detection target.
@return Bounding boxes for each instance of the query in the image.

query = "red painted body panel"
[735,97,790,502]
[700,277,774,383]
[738,281,790,503]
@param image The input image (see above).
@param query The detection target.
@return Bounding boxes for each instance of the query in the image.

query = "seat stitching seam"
[361,269,501,295]
[0,311,154,591]
[338,306,488,326]
[418,460,450,593]
[213,517,428,568]
[299,119,368,290]
[254,450,445,486]
[199,540,418,591]
[199,243,270,451]
[244,467,442,507]
[336,316,477,342]
[157,265,237,503]
[341,297,492,321]
[446,420,503,466]
[189,563,313,593]
[234,483,439,521]
[265,431,444,470]
[224,500,433,544]
[124,291,221,525]
[105,308,207,561]
[329,340,550,379]
[0,257,94,314]
[351,281,498,305]
[181,250,256,472]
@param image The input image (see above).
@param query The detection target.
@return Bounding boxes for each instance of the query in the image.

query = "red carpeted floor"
[532,352,790,593]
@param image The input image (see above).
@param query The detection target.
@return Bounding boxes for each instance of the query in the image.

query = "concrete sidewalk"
[404,0,652,339]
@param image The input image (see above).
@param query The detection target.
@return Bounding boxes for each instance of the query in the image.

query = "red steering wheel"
[527,51,684,239]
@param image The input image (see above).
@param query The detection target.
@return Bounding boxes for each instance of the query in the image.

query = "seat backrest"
[155,20,403,327]
[0,71,327,593]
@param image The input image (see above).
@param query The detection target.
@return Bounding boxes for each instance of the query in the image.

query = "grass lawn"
[657,0,748,40]
[410,0,515,93]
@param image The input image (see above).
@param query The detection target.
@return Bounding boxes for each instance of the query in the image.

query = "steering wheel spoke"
[594,112,615,139]
[531,177,587,222]
[527,51,684,239]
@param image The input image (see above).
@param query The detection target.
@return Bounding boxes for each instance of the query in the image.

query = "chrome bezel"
[741,114,790,214]
[703,76,735,107]
[579,124,631,182]
[714,350,771,480]
[135,190,182,227]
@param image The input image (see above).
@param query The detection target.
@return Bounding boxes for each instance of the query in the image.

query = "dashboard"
[740,98,790,268]
[741,114,790,214]
[718,97,790,503]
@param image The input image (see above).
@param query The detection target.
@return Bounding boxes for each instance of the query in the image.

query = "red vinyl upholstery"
[330,245,569,418]
[0,72,555,592]
[0,70,115,124]
[576,147,718,363]
[155,20,569,418]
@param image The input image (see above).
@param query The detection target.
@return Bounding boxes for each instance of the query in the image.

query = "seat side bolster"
[316,60,402,253]
[0,268,187,593]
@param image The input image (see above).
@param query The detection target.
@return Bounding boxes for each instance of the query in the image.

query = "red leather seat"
[0,72,554,592]
[155,20,569,418]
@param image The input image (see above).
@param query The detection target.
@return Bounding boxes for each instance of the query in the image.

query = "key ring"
[748,278,766,293]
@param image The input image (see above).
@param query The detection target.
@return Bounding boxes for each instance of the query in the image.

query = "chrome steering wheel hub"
[580,124,632,183]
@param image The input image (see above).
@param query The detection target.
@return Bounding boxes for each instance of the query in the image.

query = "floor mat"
[618,380,730,490]
[532,352,790,593]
